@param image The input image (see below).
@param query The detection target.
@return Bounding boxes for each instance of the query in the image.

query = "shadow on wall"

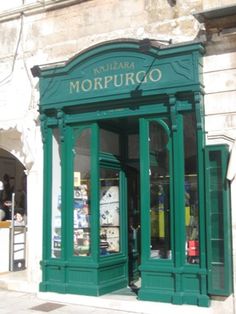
[167,0,176,7]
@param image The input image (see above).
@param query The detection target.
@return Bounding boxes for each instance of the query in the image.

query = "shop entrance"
[99,117,141,292]
[98,113,172,295]
[38,39,224,306]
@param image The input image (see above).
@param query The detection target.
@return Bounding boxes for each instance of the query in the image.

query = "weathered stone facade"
[0,1,236,313]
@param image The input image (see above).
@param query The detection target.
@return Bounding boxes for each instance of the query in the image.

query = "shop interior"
[0,148,27,273]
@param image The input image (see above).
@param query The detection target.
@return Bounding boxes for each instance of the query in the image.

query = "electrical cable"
[0,9,24,87]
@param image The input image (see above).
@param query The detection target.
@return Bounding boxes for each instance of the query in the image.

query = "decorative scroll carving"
[57,109,66,142]
[169,94,177,132]
[171,60,192,80]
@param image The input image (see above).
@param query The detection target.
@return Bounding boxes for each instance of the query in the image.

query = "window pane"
[100,168,120,255]
[184,112,199,264]
[209,150,225,290]
[51,129,61,258]
[100,129,120,156]
[128,134,139,159]
[73,129,91,256]
[149,120,171,259]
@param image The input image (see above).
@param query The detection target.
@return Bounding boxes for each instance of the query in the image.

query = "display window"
[183,112,199,264]
[51,129,62,258]
[100,168,120,255]
[73,128,91,256]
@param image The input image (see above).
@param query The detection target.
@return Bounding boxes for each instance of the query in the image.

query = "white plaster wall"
[203,29,236,314]
[203,0,236,10]
[204,36,236,143]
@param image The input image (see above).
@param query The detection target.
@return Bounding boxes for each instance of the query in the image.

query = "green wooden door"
[141,117,173,261]
[139,116,175,301]
[138,112,210,307]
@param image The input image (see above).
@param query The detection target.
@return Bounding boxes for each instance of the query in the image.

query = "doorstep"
[0,270,36,292]
[38,288,213,314]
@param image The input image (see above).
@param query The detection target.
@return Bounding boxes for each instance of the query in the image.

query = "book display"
[185,175,199,264]
[52,194,61,258]
[51,129,62,258]
[73,184,90,256]
[100,185,120,255]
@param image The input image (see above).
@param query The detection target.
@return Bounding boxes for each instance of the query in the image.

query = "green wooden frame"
[35,39,225,307]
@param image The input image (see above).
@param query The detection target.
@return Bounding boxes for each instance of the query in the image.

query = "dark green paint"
[38,41,204,109]
[36,39,232,307]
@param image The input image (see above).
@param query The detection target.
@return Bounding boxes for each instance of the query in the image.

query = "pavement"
[0,288,136,314]
[0,287,214,314]
[0,271,226,314]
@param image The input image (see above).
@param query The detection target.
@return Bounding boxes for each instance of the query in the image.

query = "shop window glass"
[149,120,171,259]
[100,129,120,156]
[73,129,91,256]
[206,145,232,295]
[100,168,120,255]
[183,112,199,264]
[128,134,139,159]
[51,129,61,258]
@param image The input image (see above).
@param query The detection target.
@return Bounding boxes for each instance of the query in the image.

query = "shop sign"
[38,42,201,108]
[69,62,162,94]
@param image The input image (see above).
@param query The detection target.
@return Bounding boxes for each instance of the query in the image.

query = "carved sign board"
[38,41,203,108]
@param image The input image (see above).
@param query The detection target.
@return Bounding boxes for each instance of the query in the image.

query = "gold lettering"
[81,79,92,92]
[93,68,100,75]
[70,81,80,93]
[149,68,162,82]
[130,62,135,69]
[93,61,136,74]
[114,74,123,87]
[104,64,109,72]
[94,77,103,90]
[136,70,147,84]
[113,61,118,70]
[104,76,113,89]
[125,72,135,86]
[70,66,162,94]
[119,62,125,70]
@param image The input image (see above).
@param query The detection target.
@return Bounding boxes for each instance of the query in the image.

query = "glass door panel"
[100,168,120,256]
[183,112,199,264]
[73,128,91,256]
[149,120,171,260]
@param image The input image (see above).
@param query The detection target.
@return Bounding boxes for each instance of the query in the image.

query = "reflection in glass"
[51,129,61,258]
[149,120,171,259]
[184,112,199,264]
[100,168,120,255]
[73,129,91,256]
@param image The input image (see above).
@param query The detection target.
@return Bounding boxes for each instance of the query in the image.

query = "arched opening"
[0,147,27,273]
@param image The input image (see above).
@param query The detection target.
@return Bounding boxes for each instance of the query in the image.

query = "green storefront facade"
[34,40,233,307]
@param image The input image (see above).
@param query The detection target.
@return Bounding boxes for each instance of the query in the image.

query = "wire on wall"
[0,11,24,87]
